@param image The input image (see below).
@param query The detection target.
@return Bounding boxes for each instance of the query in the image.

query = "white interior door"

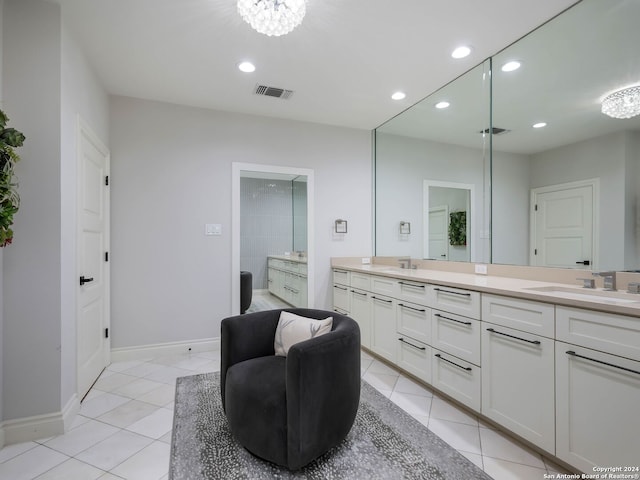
[428,205,449,260]
[77,119,110,400]
[531,180,596,268]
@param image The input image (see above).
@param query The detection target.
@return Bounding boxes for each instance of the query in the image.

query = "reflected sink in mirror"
[525,286,640,305]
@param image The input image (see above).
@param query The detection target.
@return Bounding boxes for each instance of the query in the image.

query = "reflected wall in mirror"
[375,60,491,262]
[492,0,640,271]
[424,181,473,262]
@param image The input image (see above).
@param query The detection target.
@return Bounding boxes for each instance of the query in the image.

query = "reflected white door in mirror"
[530,178,598,270]
[423,180,474,262]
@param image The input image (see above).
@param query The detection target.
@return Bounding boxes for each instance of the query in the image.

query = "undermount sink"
[525,286,640,305]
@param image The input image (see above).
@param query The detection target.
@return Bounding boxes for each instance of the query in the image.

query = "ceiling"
[376,0,640,155]
[51,0,578,131]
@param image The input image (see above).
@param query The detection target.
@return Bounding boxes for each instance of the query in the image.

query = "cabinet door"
[397,336,431,383]
[428,285,481,319]
[432,349,481,411]
[481,323,555,453]
[333,284,350,313]
[396,302,430,344]
[371,294,397,363]
[431,310,480,366]
[556,342,640,472]
[350,288,372,349]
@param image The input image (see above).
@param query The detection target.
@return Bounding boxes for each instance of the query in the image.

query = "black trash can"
[240,271,253,314]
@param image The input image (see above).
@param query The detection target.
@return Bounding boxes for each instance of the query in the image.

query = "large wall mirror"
[375,0,640,272]
[375,60,491,263]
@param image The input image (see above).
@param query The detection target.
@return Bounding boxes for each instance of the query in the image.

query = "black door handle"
[576,260,590,265]
[80,276,94,286]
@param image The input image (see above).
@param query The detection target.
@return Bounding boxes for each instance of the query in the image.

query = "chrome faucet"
[592,271,616,291]
[398,257,414,269]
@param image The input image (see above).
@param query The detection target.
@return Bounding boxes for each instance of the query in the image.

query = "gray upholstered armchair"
[220,308,361,470]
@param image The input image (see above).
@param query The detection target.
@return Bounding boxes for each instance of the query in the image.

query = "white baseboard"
[110,337,220,363]
[0,393,79,446]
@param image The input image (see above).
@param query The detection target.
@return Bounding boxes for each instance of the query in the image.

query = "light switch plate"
[205,224,222,236]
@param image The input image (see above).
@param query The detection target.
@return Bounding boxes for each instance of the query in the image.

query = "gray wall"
[2,0,109,426]
[109,95,372,349]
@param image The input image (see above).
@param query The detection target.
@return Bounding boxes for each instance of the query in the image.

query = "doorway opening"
[231,163,314,315]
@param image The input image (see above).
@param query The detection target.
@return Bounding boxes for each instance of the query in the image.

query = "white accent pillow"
[274,311,333,357]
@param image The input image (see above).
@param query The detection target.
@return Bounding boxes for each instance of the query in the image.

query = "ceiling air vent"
[479,127,510,135]
[254,84,294,100]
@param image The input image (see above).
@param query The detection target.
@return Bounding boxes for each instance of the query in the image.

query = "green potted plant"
[0,109,26,247]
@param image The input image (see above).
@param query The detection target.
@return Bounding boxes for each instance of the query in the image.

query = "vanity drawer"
[298,263,308,275]
[350,272,371,291]
[432,348,481,411]
[399,280,429,305]
[556,306,640,362]
[428,285,480,319]
[333,284,350,313]
[482,294,554,338]
[397,335,431,384]
[397,301,430,344]
[432,310,480,366]
[372,275,400,297]
[269,258,285,269]
[332,269,350,286]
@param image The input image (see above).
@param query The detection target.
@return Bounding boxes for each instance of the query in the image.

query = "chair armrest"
[220,310,281,409]
[285,321,361,468]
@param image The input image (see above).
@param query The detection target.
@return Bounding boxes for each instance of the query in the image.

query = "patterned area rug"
[169,372,491,480]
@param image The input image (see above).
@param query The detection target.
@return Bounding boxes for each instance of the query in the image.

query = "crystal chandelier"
[601,86,640,119]
[237,0,306,37]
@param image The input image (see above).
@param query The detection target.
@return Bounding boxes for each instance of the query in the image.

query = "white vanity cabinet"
[481,295,555,453]
[268,257,308,307]
[555,307,640,472]
[431,289,482,412]
[396,301,431,383]
[332,269,350,314]
[349,287,372,349]
[370,293,397,363]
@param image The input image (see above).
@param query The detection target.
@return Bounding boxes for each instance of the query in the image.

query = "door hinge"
[105,251,109,262]
[105,175,109,186]
[534,204,538,211]
[534,249,538,255]
[104,328,109,339]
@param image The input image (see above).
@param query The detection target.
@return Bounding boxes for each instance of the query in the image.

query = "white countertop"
[269,255,308,264]
[333,263,640,318]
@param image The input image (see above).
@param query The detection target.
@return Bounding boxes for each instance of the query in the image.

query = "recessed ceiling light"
[533,122,547,128]
[435,101,450,109]
[451,46,472,59]
[238,61,256,73]
[501,61,521,72]
[391,91,406,101]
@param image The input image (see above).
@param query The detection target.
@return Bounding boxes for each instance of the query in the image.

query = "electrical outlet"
[475,264,488,275]
[361,257,371,264]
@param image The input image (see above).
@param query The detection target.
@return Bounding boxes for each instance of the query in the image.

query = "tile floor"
[0,293,571,479]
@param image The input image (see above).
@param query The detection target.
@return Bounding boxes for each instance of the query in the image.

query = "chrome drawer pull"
[371,296,392,304]
[486,328,541,345]
[334,269,348,274]
[435,353,472,371]
[434,313,471,325]
[334,285,348,291]
[566,351,640,376]
[351,289,368,297]
[433,287,471,297]
[399,337,426,351]
[399,281,425,288]
[398,303,426,313]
